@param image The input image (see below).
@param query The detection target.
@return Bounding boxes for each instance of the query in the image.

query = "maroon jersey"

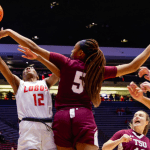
[50,52,117,110]
[110,129,150,150]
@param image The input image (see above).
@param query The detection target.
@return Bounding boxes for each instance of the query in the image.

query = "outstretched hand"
[140,81,150,93]
[18,45,38,60]
[0,27,8,39]
[138,66,150,81]
[127,82,143,102]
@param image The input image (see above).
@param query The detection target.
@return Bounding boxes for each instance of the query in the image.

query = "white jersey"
[15,80,53,120]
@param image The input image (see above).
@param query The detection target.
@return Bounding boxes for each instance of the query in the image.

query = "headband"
[79,40,87,53]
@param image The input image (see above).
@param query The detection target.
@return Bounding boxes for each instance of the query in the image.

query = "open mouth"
[135,120,140,124]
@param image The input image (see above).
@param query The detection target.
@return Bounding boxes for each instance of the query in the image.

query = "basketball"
[0,5,4,22]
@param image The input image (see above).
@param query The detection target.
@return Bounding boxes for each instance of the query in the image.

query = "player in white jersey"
[0,52,60,150]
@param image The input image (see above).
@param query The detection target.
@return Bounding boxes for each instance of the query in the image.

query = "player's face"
[133,111,148,128]
[71,42,81,59]
[23,67,38,79]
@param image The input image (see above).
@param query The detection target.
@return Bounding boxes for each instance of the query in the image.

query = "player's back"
[55,58,92,110]
[50,52,117,110]
[15,80,52,120]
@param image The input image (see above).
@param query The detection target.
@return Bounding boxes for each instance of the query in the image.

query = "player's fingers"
[22,55,28,59]
[144,75,150,81]
[1,27,3,31]
[140,87,146,93]
[130,81,137,86]
[18,45,30,51]
[139,66,147,69]
[138,72,144,78]
[130,82,138,89]
[127,86,133,93]
[18,48,26,54]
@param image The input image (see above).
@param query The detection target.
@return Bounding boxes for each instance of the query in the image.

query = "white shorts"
[18,120,57,150]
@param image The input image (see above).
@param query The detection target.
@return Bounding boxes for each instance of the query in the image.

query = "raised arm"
[0,28,50,60]
[18,45,60,77]
[116,45,150,77]
[45,74,59,89]
[0,57,20,94]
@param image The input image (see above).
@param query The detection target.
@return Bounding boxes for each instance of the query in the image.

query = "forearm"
[116,45,150,77]
[7,29,50,60]
[102,139,122,150]
[129,45,150,71]
[36,55,60,77]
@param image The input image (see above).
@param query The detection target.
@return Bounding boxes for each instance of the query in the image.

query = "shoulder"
[116,129,128,134]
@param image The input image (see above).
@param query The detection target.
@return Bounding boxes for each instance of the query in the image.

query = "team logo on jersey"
[133,139,147,148]
[24,85,48,93]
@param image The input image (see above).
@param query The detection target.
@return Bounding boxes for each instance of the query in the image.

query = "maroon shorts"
[52,107,98,148]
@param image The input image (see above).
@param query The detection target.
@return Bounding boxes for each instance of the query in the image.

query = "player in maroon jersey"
[102,110,150,150]
[1,28,150,150]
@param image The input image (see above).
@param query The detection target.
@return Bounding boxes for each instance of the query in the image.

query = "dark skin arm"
[0,57,20,94]
[0,28,50,60]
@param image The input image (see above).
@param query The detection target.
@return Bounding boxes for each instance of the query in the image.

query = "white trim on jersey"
[132,131,144,139]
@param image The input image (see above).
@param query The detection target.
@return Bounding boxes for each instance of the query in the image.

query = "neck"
[24,77,37,82]
[133,127,144,135]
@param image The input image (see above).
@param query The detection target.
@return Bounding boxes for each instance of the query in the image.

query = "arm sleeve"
[104,66,117,80]
[49,52,69,70]
[110,130,124,141]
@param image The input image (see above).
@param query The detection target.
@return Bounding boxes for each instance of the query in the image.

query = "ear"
[37,75,39,80]
[79,50,85,57]
[146,121,149,126]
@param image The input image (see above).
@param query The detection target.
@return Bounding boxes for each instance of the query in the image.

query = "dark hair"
[79,39,106,107]
[129,110,150,135]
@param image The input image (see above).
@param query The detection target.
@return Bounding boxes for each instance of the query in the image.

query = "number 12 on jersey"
[33,94,45,106]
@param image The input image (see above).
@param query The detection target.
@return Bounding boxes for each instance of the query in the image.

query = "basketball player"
[1,28,150,150]
[102,110,150,150]
[0,53,59,150]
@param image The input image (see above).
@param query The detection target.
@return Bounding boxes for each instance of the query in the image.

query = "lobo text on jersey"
[24,85,48,93]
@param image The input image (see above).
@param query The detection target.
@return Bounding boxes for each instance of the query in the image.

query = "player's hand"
[140,81,150,93]
[0,27,9,39]
[138,66,150,81]
[120,134,132,143]
[18,45,38,60]
[127,82,143,102]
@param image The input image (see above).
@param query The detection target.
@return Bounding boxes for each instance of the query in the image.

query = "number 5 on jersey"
[33,94,45,106]
[72,71,86,94]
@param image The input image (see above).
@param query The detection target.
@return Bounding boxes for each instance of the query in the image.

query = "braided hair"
[79,39,106,107]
